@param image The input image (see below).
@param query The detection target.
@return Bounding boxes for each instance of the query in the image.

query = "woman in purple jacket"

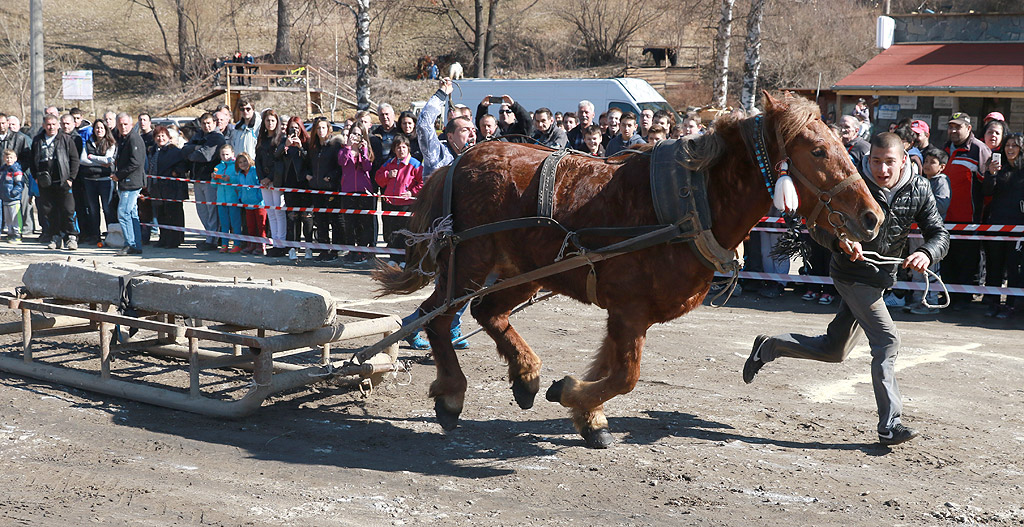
[338,121,375,264]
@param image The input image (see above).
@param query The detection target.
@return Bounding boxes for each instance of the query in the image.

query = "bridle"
[750,114,864,239]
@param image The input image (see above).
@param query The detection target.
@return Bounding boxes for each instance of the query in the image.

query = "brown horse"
[375,92,883,448]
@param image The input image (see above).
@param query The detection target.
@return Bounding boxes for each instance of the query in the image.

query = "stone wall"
[893,14,1024,43]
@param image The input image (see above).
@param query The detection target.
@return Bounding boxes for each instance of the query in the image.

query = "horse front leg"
[546,309,649,448]
[470,283,544,409]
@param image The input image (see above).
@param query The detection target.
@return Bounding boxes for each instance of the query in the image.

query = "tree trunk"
[740,0,767,113]
[482,0,498,77]
[354,0,371,110]
[474,0,485,77]
[274,0,293,63]
[175,0,190,83]
[713,0,734,108]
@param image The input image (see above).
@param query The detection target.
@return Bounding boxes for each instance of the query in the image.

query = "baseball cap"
[983,111,1005,124]
[910,120,929,135]
[948,112,970,127]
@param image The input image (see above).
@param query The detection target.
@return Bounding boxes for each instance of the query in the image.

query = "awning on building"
[832,43,1024,98]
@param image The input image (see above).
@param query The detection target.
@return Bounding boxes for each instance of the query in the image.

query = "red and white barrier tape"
[147,174,413,200]
[715,271,1024,297]
[141,196,413,216]
[749,225,1024,242]
[142,223,403,255]
[760,216,1024,237]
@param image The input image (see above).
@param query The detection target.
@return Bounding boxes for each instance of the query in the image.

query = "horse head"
[762,91,882,243]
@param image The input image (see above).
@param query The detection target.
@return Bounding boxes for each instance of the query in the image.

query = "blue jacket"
[212,160,241,203]
[239,166,264,206]
[0,161,25,202]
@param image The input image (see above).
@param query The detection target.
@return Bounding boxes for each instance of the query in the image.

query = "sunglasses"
[500,109,513,114]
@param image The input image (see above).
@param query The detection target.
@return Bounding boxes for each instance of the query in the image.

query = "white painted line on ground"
[0,264,28,272]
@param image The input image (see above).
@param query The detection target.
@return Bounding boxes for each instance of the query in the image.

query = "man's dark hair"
[620,112,637,124]
[563,112,577,121]
[534,107,552,119]
[0,112,7,120]
[653,109,671,121]
[199,112,215,123]
[870,132,904,152]
[70,107,83,116]
[138,112,151,120]
[583,124,602,136]
[921,146,948,165]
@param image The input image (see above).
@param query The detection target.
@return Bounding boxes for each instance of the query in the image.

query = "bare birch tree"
[334,0,372,110]
[713,0,734,108]
[740,0,767,112]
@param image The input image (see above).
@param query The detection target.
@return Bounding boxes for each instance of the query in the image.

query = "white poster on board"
[937,116,950,130]
[933,96,954,109]
[898,96,918,110]
[62,70,93,100]
[877,104,900,120]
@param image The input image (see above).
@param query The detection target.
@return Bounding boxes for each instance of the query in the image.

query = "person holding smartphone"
[476,94,532,143]
[981,132,1024,318]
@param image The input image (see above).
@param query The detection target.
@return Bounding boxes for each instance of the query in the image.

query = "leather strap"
[537,148,570,217]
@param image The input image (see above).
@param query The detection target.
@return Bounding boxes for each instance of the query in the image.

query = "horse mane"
[680,93,822,172]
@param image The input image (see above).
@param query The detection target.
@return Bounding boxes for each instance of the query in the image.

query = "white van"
[440,78,678,124]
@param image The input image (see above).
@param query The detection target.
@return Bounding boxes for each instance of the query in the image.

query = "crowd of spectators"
[1,82,1020,318]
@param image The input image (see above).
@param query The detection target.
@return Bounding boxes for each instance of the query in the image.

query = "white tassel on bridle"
[773,160,799,214]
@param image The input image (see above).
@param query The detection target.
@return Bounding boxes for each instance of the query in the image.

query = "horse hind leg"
[546,309,649,449]
[470,283,544,410]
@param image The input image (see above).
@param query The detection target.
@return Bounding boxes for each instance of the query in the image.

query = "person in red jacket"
[942,112,991,310]
[374,134,422,264]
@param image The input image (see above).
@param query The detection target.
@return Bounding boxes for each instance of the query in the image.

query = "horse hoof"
[512,378,538,410]
[582,427,615,449]
[545,379,565,403]
[434,398,461,431]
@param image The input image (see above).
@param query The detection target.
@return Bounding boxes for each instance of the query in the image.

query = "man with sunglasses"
[477,94,531,143]
[230,99,261,158]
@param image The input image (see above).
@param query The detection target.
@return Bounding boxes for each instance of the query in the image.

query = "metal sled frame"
[0,295,401,418]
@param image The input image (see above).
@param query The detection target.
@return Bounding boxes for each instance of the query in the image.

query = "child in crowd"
[374,134,422,263]
[212,144,243,252]
[646,125,667,143]
[605,112,645,157]
[1,149,24,243]
[582,125,605,157]
[237,152,266,255]
[906,146,951,315]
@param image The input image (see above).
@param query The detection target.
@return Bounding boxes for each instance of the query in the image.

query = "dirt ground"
[1,241,1023,527]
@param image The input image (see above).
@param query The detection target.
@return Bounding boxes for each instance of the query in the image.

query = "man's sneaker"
[743,334,770,384]
[288,248,298,260]
[883,292,906,308]
[64,236,78,250]
[801,290,819,301]
[407,333,430,350]
[818,293,835,305]
[46,236,60,250]
[879,423,919,446]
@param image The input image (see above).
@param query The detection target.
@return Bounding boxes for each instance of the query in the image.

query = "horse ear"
[762,90,781,111]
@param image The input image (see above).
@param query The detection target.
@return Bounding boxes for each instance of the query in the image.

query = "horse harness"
[433,141,745,307]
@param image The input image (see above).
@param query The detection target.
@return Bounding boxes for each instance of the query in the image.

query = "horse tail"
[372,166,451,296]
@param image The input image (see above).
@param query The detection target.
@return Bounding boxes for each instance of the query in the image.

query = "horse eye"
[811,148,826,158]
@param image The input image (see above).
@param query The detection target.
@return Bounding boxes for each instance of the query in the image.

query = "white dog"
[448,62,464,80]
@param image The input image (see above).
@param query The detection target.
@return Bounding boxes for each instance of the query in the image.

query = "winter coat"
[532,125,568,149]
[0,161,24,202]
[274,139,308,189]
[255,134,281,186]
[114,129,147,191]
[308,135,343,191]
[182,130,226,182]
[982,163,1024,225]
[78,138,116,180]
[212,160,241,203]
[374,156,423,206]
[31,130,79,188]
[147,144,187,201]
[338,143,373,193]
[239,166,264,206]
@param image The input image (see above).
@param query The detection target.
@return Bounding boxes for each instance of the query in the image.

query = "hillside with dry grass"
[0,0,881,120]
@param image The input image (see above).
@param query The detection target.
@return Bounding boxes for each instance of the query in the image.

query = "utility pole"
[30,0,44,134]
